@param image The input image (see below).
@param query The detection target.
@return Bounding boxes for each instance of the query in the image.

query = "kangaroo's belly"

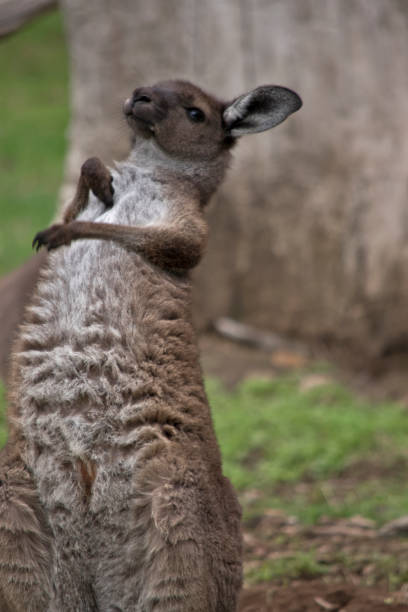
[16,222,198,496]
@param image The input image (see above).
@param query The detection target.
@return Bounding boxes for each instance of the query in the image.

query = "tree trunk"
[0,0,56,38]
[2,0,408,379]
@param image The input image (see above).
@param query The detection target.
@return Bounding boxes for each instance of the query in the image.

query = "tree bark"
[0,0,56,38]
[2,0,408,379]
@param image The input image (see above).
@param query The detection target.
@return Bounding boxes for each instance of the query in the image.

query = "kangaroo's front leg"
[63,157,114,223]
[32,218,208,270]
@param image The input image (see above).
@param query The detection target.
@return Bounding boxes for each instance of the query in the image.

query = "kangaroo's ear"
[223,85,302,137]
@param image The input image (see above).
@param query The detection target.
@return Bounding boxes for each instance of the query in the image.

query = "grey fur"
[1,79,301,611]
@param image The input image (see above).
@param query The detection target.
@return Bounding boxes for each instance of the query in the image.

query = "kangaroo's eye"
[186,107,206,123]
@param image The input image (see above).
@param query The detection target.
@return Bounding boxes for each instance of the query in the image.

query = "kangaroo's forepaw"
[32,224,74,252]
[81,157,114,208]
[96,176,114,208]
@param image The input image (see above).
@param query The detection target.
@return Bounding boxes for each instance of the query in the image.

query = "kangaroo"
[0,80,301,612]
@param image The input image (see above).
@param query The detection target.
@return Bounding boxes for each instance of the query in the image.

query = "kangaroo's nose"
[124,90,152,115]
[134,94,152,103]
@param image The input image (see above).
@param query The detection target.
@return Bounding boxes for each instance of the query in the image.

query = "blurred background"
[1,1,408,609]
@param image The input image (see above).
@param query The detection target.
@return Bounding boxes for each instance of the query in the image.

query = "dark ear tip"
[292,91,303,112]
[278,86,302,113]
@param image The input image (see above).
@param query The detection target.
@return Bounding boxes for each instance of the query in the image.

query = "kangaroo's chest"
[77,164,171,228]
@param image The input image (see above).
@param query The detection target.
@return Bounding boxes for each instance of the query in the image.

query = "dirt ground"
[200,333,408,612]
[239,582,408,612]
[238,511,408,611]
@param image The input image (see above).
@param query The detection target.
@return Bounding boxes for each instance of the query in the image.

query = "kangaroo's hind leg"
[0,440,52,612]
[137,478,241,611]
[136,480,216,612]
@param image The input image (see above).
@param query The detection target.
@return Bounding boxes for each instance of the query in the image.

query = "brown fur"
[0,252,47,382]
[0,437,52,612]
[1,79,301,611]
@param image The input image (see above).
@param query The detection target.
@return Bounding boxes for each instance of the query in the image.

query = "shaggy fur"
[1,80,301,611]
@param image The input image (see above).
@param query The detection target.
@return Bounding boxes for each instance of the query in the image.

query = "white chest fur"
[77,163,170,228]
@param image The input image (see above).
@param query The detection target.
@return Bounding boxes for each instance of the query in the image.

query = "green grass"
[207,376,408,524]
[245,545,408,589]
[246,550,328,584]
[365,554,408,590]
[0,9,68,275]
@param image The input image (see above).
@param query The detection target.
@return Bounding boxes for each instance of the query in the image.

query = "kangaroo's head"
[124,79,301,200]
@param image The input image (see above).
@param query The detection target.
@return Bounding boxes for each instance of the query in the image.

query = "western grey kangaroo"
[0,80,301,611]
